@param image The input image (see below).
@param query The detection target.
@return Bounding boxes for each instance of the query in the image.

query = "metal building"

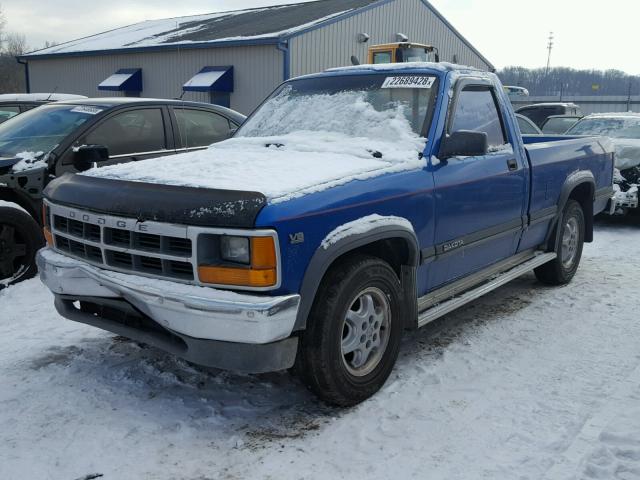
[18,0,493,115]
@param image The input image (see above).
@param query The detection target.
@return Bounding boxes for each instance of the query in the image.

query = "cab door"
[427,79,527,290]
[56,106,175,175]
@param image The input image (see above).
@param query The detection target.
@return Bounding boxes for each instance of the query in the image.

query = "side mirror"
[439,130,488,160]
[73,145,109,172]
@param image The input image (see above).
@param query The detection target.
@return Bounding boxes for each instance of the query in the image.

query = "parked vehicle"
[0,93,87,124]
[38,63,614,406]
[368,42,439,64]
[516,103,583,128]
[516,113,542,134]
[0,98,245,287]
[504,86,529,97]
[566,112,640,215]
[541,115,582,135]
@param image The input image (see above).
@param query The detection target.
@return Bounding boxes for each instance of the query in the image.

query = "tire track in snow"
[542,362,640,480]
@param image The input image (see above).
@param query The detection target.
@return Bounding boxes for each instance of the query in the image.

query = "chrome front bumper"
[37,248,301,345]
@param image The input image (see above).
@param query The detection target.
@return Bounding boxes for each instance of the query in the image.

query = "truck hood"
[611,138,640,171]
[82,132,426,205]
[44,174,267,228]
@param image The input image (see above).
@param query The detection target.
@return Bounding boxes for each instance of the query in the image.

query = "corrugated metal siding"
[510,96,640,115]
[289,0,492,78]
[27,45,282,115]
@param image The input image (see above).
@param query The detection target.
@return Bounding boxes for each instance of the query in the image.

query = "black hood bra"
[44,174,267,228]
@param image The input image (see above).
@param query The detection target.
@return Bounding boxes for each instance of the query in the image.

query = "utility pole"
[627,79,633,112]
[546,32,554,75]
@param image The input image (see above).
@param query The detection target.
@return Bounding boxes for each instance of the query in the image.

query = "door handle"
[507,159,518,171]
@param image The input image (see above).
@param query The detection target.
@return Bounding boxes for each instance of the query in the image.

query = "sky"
[3,0,639,74]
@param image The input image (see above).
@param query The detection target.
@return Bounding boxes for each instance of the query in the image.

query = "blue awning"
[183,66,234,93]
[98,68,142,92]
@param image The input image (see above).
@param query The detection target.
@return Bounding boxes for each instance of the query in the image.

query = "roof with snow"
[22,0,379,58]
[20,0,493,69]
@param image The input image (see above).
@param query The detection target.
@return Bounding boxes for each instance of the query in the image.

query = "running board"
[417,252,557,328]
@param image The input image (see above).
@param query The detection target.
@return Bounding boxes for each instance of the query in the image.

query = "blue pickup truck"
[37,63,614,406]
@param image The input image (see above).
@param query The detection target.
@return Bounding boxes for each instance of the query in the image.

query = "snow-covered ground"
[1,220,640,480]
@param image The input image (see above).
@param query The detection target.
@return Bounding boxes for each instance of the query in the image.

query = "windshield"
[566,116,640,139]
[542,117,580,135]
[237,73,438,145]
[0,104,103,158]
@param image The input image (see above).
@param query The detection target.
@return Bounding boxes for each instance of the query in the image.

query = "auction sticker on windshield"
[382,76,436,89]
[70,106,104,115]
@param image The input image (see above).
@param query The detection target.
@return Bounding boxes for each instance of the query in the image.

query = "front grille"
[51,208,194,282]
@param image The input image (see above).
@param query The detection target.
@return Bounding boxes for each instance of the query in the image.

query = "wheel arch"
[546,171,595,251]
[0,187,40,222]
[294,225,420,332]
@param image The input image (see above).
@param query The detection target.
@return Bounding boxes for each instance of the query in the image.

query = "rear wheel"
[296,254,403,407]
[535,199,585,285]
[0,207,44,288]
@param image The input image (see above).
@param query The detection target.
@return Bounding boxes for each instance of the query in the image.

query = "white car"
[567,112,640,214]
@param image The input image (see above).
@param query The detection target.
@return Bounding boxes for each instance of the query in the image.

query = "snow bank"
[84,90,427,204]
[10,151,46,173]
[321,214,414,249]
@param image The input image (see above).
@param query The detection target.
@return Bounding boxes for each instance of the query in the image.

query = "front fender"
[294,220,420,332]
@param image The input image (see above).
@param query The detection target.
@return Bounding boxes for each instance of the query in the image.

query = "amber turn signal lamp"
[198,236,278,288]
[43,227,53,246]
[42,204,53,246]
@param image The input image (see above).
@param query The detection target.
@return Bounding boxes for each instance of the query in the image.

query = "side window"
[450,87,507,148]
[0,105,20,124]
[174,109,231,148]
[372,51,393,64]
[85,108,166,156]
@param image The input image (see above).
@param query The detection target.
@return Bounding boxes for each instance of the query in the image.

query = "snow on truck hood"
[83,131,427,204]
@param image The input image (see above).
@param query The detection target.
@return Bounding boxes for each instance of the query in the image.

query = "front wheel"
[535,199,585,285]
[0,206,44,288]
[295,254,403,407]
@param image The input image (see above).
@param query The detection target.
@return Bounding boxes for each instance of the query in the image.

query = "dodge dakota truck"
[38,63,614,406]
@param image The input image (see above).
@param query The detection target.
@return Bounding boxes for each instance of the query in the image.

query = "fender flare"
[294,224,420,332]
[546,170,596,250]
[0,187,40,222]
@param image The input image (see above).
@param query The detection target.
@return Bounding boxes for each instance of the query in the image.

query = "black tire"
[295,254,403,407]
[535,199,585,285]
[0,206,44,288]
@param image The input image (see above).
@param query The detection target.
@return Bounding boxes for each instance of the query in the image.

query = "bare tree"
[0,4,29,93]
[4,32,26,56]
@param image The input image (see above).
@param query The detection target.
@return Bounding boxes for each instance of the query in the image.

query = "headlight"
[198,235,278,288]
[220,236,250,264]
